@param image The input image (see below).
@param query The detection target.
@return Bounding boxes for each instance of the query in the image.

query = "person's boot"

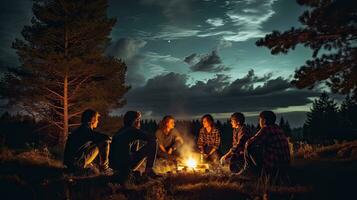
[85,163,100,176]
[144,168,162,179]
[101,167,114,176]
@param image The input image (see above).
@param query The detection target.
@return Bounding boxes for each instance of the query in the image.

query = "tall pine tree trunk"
[62,73,68,146]
[62,21,69,147]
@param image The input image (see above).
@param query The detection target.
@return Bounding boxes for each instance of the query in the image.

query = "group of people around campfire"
[63,109,291,181]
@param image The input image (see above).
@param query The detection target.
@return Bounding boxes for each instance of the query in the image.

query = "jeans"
[115,140,158,180]
[73,140,110,170]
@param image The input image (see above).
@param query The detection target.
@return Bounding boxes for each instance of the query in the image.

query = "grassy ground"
[0,141,357,200]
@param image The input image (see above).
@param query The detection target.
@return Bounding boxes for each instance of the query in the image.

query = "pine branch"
[68,75,92,100]
[69,110,85,119]
[46,102,64,110]
[44,86,64,99]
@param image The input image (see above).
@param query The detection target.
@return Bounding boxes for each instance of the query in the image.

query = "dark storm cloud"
[124,70,319,117]
[224,69,275,95]
[183,53,197,65]
[106,38,147,86]
[185,50,231,73]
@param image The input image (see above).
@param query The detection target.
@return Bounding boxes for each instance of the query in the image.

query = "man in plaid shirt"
[238,111,290,177]
[197,114,221,163]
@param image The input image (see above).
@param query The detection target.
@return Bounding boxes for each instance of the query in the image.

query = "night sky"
[0,0,324,127]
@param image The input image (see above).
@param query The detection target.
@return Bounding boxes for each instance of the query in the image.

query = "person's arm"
[197,129,204,153]
[175,135,184,146]
[155,130,166,152]
[208,129,221,156]
[208,147,217,156]
[222,149,232,161]
[159,144,167,153]
[231,129,238,152]
[172,130,184,150]
[246,127,266,149]
[236,127,250,154]
[131,128,156,144]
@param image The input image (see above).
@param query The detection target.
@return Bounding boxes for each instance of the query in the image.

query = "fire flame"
[186,157,197,169]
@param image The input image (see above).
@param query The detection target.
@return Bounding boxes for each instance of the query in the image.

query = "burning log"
[177,157,210,173]
[154,153,211,174]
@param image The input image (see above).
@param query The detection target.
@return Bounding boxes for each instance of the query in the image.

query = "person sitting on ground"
[156,115,184,160]
[109,111,159,180]
[220,112,251,173]
[197,114,221,163]
[238,111,291,177]
[63,109,113,175]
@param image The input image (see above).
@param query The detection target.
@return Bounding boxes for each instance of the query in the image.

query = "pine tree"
[284,120,292,137]
[303,92,339,142]
[256,0,357,100]
[279,117,285,129]
[279,117,292,137]
[339,95,357,138]
[1,0,129,145]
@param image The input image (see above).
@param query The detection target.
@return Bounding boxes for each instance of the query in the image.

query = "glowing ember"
[186,157,197,169]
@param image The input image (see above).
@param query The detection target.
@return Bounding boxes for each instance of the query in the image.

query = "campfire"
[185,157,197,169]
[155,152,210,174]
[175,154,210,173]
[154,137,213,174]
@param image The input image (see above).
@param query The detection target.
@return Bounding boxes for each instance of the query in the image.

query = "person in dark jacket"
[220,112,250,172]
[109,111,159,180]
[63,109,113,175]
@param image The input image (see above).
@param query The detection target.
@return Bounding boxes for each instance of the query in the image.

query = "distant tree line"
[303,93,357,143]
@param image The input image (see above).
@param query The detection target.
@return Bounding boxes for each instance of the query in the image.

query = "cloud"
[206,18,224,27]
[140,0,191,21]
[106,38,147,87]
[183,53,198,65]
[135,0,278,47]
[218,40,233,49]
[106,38,147,60]
[222,0,278,42]
[145,52,181,63]
[224,69,273,94]
[123,70,319,119]
[191,74,230,94]
[106,38,186,86]
[185,50,231,73]
[144,25,201,40]
[197,31,236,38]
[143,52,182,76]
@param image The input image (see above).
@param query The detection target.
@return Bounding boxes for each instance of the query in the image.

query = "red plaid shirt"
[197,127,221,150]
[247,124,290,170]
[232,125,250,154]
